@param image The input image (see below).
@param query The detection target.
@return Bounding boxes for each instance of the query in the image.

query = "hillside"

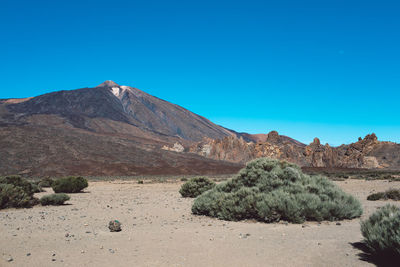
[0,81,241,176]
[1,81,399,177]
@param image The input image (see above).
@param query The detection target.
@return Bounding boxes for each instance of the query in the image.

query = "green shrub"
[192,158,363,223]
[367,189,400,201]
[180,178,188,182]
[367,192,386,201]
[30,182,44,193]
[179,177,216,198]
[40,193,70,206]
[52,176,88,193]
[385,189,400,200]
[38,177,54,188]
[0,176,38,209]
[137,180,144,184]
[361,204,400,258]
[0,175,36,195]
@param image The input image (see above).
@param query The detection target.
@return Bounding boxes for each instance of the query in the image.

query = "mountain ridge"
[1,81,399,176]
[6,81,235,141]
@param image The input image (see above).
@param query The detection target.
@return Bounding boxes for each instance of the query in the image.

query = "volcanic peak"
[96,80,120,88]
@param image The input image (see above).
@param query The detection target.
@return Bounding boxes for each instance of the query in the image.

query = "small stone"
[52,253,56,257]
[84,224,88,226]
[26,253,31,256]
[7,257,13,262]
[109,220,122,232]
[52,259,56,262]
[65,233,69,237]
[100,246,104,249]
[81,250,85,254]
[336,222,341,226]
[318,242,321,245]
[109,249,115,254]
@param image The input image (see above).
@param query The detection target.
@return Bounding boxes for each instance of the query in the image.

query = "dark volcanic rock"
[108,220,122,232]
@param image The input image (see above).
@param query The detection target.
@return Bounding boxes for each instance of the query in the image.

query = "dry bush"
[0,175,38,209]
[40,193,70,205]
[52,176,88,193]
[367,189,400,201]
[192,158,363,223]
[361,205,400,259]
[179,177,215,198]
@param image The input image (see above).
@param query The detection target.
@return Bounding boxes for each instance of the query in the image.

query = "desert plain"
[1,178,399,267]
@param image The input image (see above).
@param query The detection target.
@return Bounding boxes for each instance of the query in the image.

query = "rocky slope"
[189,132,400,169]
[1,81,399,176]
[0,81,241,176]
[5,81,234,141]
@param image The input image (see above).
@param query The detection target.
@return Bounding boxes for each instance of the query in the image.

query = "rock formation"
[190,132,400,169]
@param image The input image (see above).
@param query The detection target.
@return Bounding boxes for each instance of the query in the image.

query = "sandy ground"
[1,179,400,267]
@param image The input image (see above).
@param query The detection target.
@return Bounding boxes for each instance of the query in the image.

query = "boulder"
[108,220,122,232]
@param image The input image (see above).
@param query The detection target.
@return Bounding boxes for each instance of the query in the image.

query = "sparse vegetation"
[40,193,70,206]
[52,176,88,193]
[367,189,400,201]
[304,168,400,181]
[137,180,144,184]
[361,204,400,259]
[179,177,216,198]
[0,175,38,209]
[192,158,363,223]
[30,182,44,193]
[38,177,54,188]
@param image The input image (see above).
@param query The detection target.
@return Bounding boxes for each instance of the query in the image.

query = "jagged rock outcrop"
[162,142,185,152]
[190,132,400,169]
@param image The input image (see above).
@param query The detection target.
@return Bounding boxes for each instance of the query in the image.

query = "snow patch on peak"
[110,86,132,99]
[111,87,121,98]
[120,86,132,90]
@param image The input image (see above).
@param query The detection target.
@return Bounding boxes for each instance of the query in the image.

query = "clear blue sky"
[1,0,399,145]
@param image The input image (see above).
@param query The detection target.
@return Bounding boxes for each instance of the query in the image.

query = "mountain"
[1,81,399,177]
[5,81,234,141]
[0,81,241,176]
